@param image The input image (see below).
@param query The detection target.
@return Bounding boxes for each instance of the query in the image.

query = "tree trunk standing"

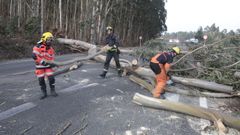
[53,2,57,28]
[31,0,39,17]
[85,0,91,41]
[40,0,43,34]
[79,0,84,39]
[17,0,22,29]
[10,0,13,19]
[65,0,69,38]
[73,0,77,39]
[90,0,96,44]
[99,0,112,43]
[37,0,39,17]
[96,0,101,43]
[59,0,62,30]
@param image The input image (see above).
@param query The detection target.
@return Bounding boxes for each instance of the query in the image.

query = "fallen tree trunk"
[234,72,240,79]
[46,49,104,66]
[133,93,240,132]
[129,75,235,98]
[57,38,96,50]
[171,76,234,94]
[126,66,234,94]
[53,62,83,76]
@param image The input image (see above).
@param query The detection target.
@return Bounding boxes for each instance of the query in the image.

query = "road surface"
[0,54,239,135]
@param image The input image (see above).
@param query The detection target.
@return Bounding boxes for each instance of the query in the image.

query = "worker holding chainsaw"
[150,47,180,99]
[100,26,122,78]
[32,32,58,100]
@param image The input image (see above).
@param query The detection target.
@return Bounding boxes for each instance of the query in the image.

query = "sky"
[165,0,240,32]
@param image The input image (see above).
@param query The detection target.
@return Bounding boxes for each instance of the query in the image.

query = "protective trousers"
[103,51,121,72]
[150,62,171,98]
[38,75,55,93]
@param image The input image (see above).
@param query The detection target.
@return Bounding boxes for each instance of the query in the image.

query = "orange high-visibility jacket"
[32,43,55,69]
[151,52,174,73]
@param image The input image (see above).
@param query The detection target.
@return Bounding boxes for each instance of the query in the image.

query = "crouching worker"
[100,26,122,78]
[150,47,180,99]
[32,32,58,100]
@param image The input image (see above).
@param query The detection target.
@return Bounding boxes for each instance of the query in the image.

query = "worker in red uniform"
[32,32,58,99]
[150,47,180,99]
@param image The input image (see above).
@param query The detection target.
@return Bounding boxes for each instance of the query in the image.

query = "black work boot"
[50,88,58,97]
[159,94,166,100]
[118,69,123,77]
[40,88,47,100]
[100,71,107,78]
[48,76,58,97]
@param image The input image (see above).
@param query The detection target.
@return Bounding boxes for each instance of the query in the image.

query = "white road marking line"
[0,102,36,121]
[11,70,34,76]
[0,70,34,78]
[199,97,208,108]
[82,83,99,88]
[125,130,133,135]
[199,97,211,131]
[116,89,124,94]
[60,83,99,93]
[81,70,87,72]
[165,93,180,102]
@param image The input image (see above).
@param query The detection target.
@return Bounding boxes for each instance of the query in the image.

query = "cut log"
[234,72,240,79]
[133,93,240,132]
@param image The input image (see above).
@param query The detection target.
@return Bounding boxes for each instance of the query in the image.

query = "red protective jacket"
[32,43,55,69]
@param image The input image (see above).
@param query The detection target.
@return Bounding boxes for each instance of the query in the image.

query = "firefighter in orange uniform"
[150,47,180,99]
[32,32,58,99]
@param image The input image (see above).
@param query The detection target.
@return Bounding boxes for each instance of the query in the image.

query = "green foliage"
[133,39,175,62]
[24,17,40,37]
[195,27,204,42]
[0,16,18,36]
[0,16,6,35]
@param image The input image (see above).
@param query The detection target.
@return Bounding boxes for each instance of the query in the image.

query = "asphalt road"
[0,53,239,135]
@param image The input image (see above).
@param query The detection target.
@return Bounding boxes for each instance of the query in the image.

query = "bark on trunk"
[133,93,240,132]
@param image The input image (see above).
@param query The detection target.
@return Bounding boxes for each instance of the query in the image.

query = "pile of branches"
[133,36,240,90]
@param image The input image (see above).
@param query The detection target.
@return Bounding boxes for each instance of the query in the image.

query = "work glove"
[40,60,48,66]
[48,63,58,68]
[166,71,172,79]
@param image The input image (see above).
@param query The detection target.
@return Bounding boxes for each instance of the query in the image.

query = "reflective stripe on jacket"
[32,43,55,69]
